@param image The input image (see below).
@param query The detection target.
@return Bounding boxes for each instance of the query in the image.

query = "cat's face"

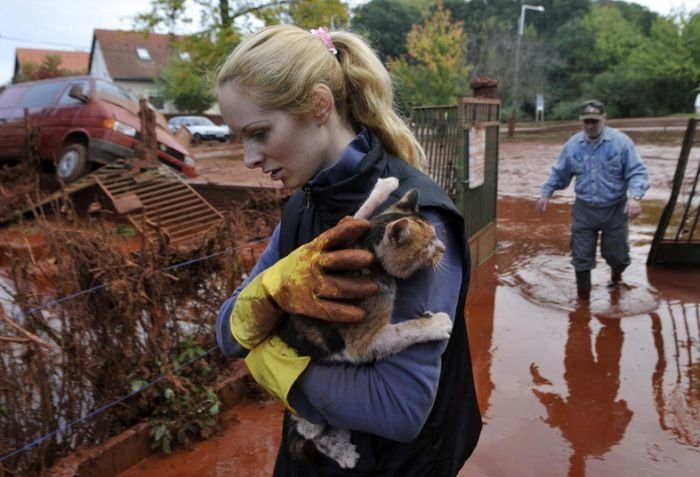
[372,189,445,279]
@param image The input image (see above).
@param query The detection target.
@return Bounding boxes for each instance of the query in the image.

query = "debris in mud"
[0,184,284,476]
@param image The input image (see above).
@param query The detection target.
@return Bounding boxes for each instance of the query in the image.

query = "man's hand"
[536,197,549,213]
[625,198,642,219]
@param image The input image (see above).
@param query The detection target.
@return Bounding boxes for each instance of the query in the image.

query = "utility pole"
[509,4,545,137]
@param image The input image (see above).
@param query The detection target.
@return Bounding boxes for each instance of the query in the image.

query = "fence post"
[455,96,468,214]
[138,98,158,164]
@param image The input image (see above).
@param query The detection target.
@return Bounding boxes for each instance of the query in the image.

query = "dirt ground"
[114,126,699,477]
[186,140,280,189]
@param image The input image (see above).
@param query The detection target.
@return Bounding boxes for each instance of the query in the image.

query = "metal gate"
[648,118,700,265]
[412,97,500,267]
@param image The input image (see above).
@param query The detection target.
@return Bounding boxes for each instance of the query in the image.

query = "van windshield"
[96,80,139,103]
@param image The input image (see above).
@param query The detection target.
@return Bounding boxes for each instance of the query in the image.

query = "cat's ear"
[388,218,411,246]
[395,189,419,213]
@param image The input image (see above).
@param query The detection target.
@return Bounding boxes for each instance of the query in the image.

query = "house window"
[148,95,164,110]
[136,47,152,61]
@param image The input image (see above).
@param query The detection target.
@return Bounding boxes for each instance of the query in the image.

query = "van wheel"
[57,144,89,183]
[192,133,202,144]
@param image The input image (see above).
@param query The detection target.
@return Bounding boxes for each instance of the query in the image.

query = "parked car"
[168,115,231,143]
[0,76,195,182]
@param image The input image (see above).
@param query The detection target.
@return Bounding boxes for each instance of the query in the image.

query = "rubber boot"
[610,268,623,286]
[576,270,591,301]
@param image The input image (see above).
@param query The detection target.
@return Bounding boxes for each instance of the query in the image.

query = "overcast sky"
[0,0,696,86]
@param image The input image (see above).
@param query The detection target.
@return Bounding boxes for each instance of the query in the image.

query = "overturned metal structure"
[5,159,223,246]
[648,118,700,265]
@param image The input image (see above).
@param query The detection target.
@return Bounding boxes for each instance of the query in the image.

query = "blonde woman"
[216,24,481,475]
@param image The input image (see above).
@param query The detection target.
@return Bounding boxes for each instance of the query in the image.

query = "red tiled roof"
[15,48,89,73]
[92,29,183,81]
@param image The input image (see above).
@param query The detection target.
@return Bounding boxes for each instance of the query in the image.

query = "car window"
[192,117,214,126]
[58,80,91,105]
[18,82,64,108]
[96,80,139,103]
[0,85,29,108]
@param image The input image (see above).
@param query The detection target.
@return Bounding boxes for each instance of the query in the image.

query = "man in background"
[537,99,649,300]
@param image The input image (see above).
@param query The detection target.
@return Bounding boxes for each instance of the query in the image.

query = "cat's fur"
[277,177,453,469]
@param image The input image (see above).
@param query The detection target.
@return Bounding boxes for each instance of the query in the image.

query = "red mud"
[119,399,284,477]
[97,130,700,476]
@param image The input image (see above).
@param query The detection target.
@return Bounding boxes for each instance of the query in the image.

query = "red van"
[0,76,195,182]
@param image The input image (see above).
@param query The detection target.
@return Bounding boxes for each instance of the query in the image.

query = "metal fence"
[648,117,700,265]
[412,97,500,258]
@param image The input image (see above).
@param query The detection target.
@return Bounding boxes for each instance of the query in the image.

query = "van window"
[18,82,64,108]
[0,86,29,108]
[58,80,91,105]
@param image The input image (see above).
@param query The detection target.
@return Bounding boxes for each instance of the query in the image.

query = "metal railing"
[412,97,500,240]
[648,118,700,265]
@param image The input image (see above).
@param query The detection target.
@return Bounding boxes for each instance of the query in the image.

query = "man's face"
[582,117,605,140]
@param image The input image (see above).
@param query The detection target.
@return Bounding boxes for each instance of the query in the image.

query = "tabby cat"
[276,177,454,469]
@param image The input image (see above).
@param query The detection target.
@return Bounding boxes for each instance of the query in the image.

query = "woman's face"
[218,84,332,189]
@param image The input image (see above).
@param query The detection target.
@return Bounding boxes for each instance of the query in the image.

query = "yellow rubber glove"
[230,217,378,409]
[244,335,311,412]
[230,217,378,350]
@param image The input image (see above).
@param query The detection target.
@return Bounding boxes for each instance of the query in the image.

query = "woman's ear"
[310,84,334,124]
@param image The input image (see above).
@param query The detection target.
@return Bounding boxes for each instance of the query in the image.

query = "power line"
[0,34,87,51]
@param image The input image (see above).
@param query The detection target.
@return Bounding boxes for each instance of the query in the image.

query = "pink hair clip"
[310,27,338,56]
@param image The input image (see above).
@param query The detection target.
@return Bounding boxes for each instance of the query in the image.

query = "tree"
[683,11,700,67]
[600,16,700,116]
[581,4,643,73]
[136,0,351,111]
[351,0,422,62]
[287,0,348,29]
[14,54,83,83]
[389,1,470,108]
[156,29,240,112]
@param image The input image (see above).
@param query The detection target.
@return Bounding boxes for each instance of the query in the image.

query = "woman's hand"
[265,217,379,321]
[230,217,378,350]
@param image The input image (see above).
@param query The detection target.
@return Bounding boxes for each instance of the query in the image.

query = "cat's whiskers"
[430,256,449,278]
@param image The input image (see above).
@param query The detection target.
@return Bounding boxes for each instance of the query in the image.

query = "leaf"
[164,388,175,401]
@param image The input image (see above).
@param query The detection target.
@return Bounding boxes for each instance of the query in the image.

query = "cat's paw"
[294,417,325,439]
[335,441,360,469]
[422,312,453,340]
[317,427,360,469]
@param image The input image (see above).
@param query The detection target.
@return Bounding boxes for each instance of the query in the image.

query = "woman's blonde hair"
[217,24,425,170]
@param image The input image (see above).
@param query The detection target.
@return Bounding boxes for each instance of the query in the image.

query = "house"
[88,29,185,113]
[13,48,89,81]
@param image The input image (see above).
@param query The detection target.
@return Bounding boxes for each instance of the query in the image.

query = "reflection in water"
[651,306,700,448]
[467,259,497,419]
[530,293,632,477]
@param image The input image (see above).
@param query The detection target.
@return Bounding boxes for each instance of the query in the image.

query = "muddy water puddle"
[459,197,699,477]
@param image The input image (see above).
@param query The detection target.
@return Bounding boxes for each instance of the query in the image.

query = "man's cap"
[579,99,605,120]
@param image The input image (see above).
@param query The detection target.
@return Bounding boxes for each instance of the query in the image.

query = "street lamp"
[510,3,545,136]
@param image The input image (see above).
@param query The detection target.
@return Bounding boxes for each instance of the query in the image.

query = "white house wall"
[90,41,110,79]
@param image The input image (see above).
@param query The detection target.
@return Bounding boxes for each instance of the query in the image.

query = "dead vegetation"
[0,189,284,476]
